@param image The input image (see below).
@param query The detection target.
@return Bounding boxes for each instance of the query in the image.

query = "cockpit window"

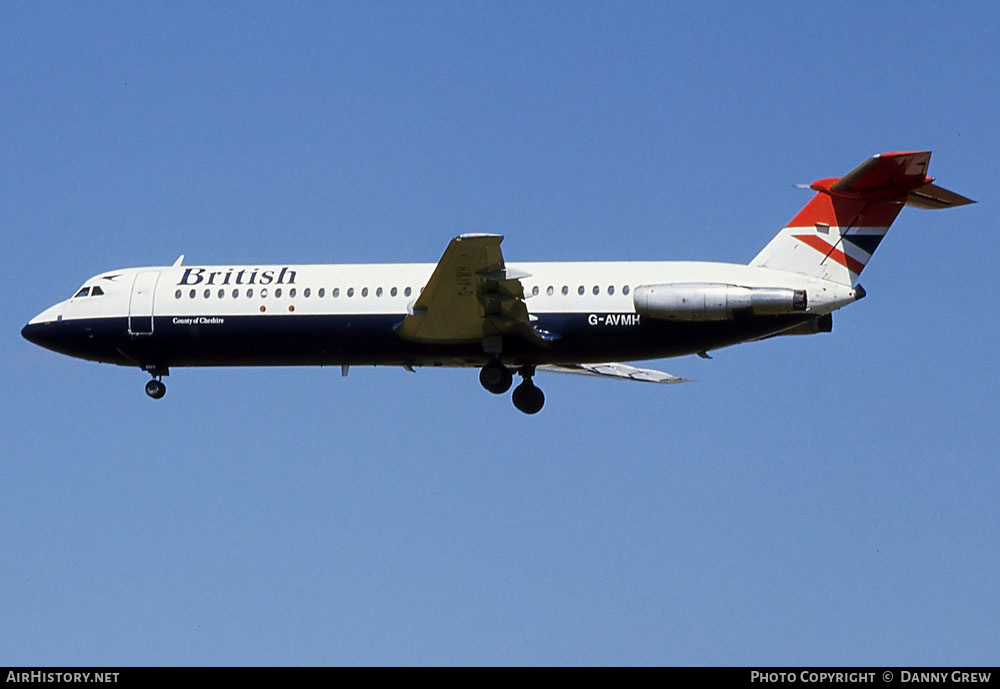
[74,287,90,298]
[90,286,104,296]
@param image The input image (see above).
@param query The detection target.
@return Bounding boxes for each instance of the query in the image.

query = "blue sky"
[2,1,997,666]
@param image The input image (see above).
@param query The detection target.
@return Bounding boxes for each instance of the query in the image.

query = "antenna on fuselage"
[172,255,185,267]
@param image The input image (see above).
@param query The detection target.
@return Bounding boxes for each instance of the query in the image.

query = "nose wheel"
[145,378,166,399]
[142,365,169,399]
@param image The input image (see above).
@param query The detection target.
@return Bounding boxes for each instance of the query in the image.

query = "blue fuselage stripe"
[22,312,813,369]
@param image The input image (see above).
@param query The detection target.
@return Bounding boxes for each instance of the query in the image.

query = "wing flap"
[537,363,691,384]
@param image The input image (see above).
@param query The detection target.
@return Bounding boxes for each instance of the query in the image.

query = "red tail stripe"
[793,234,867,275]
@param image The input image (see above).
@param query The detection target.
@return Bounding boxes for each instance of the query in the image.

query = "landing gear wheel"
[512,380,544,414]
[145,379,166,399]
[480,361,513,394]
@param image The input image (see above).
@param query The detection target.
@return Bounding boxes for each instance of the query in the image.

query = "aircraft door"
[128,271,160,335]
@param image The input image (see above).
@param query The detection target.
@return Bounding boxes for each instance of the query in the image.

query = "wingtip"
[457,232,503,240]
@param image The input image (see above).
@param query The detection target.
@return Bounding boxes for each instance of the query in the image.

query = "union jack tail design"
[751,151,973,286]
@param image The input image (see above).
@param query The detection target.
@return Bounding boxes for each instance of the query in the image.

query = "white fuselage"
[32,260,855,326]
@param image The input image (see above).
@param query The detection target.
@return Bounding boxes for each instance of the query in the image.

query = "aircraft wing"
[395,234,549,345]
[537,362,691,384]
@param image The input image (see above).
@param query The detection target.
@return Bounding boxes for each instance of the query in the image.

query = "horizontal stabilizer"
[905,182,975,209]
[829,151,931,196]
[537,362,690,384]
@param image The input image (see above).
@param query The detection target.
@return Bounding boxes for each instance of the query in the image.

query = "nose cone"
[21,322,40,345]
[21,320,61,351]
[22,303,67,352]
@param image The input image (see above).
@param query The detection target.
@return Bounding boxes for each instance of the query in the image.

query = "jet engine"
[633,283,807,322]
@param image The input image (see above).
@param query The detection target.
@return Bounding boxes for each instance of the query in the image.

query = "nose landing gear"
[143,365,168,399]
[145,378,166,399]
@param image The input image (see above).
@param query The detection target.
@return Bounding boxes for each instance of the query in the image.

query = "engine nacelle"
[633,283,807,322]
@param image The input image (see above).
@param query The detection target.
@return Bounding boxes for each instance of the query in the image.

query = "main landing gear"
[479,360,513,394]
[512,376,544,415]
[479,361,545,414]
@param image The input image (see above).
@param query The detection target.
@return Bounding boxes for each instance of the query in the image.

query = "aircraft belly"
[532,313,812,363]
[37,312,815,369]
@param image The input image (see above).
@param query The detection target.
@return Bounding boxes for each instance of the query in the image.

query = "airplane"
[21,151,973,414]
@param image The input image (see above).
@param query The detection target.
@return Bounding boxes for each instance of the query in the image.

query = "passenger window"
[592,286,599,295]
[261,288,268,298]
[91,286,104,296]
[175,289,182,299]
[577,286,584,295]
[74,287,90,298]
[405,287,412,297]
[347,288,354,297]
[233,289,239,298]
[218,289,225,299]
[247,288,254,298]
[304,288,310,298]
[623,285,630,295]
[532,286,539,296]
[561,286,568,295]
[203,289,210,299]
[361,287,368,297]
[289,288,296,298]
[608,286,614,295]
[275,288,282,298]
[318,288,325,298]
[189,289,196,299]
[376,287,383,297]
[547,286,554,296]
[334,288,341,297]
[391,287,398,297]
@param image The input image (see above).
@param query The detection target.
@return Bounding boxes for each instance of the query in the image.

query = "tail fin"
[751,151,973,286]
